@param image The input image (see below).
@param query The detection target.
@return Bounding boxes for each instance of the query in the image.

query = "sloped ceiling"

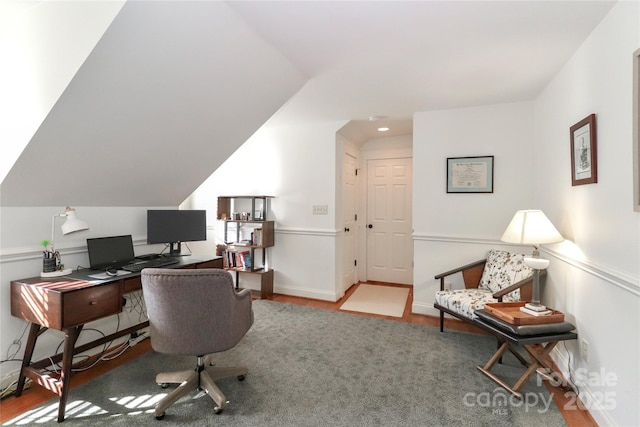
[1,0,616,206]
[229,1,615,126]
[0,1,307,206]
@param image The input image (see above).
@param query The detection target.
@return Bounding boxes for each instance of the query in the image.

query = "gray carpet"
[4,300,566,426]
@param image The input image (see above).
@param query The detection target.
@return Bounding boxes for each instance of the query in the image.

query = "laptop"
[86,235,136,271]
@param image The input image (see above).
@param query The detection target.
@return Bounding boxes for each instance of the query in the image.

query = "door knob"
[368,224,373,229]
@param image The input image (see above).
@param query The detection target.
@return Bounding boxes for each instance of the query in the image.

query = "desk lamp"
[500,209,564,313]
[41,207,89,277]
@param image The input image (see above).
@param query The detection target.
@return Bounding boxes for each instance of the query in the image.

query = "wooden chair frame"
[433,258,543,332]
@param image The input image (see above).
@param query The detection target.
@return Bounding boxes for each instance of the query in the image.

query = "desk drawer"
[63,283,122,328]
[123,276,142,293]
[196,259,223,269]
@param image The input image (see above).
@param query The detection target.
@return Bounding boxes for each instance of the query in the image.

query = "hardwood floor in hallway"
[1,282,596,426]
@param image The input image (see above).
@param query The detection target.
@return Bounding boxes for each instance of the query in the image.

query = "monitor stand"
[168,242,190,257]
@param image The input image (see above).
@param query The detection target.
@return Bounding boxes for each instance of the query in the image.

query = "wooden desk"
[10,256,222,422]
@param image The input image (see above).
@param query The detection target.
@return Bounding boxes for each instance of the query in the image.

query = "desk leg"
[15,323,41,397]
[57,326,82,423]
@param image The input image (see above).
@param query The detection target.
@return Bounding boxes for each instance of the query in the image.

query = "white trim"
[274,283,337,302]
[413,232,496,246]
[275,227,338,237]
[549,347,616,427]
[412,300,440,316]
[0,236,149,263]
[414,232,640,297]
[545,246,640,297]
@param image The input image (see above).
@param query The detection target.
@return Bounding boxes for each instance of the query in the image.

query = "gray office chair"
[141,268,253,420]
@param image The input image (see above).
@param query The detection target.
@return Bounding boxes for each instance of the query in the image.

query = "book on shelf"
[222,249,252,269]
[519,306,553,316]
[241,250,251,268]
[252,228,263,246]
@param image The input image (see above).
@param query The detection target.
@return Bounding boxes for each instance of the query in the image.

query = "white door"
[366,158,413,284]
[342,152,357,292]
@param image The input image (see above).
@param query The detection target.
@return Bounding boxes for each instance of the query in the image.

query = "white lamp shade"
[60,208,89,235]
[501,210,563,245]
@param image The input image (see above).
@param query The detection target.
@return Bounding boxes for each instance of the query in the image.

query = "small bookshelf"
[218,196,274,299]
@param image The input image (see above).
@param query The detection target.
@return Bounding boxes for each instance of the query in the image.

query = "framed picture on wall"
[570,114,598,186]
[446,155,494,193]
[633,48,640,211]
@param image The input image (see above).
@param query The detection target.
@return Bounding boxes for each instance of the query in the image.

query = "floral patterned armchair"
[434,249,540,332]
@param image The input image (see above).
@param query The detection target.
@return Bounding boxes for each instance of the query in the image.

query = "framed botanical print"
[633,48,640,211]
[570,114,597,186]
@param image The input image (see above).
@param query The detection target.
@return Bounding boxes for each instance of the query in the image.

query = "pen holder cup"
[43,258,57,273]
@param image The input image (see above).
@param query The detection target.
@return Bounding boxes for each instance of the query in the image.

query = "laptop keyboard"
[121,257,179,272]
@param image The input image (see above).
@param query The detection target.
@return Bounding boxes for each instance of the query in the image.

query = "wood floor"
[0,282,597,426]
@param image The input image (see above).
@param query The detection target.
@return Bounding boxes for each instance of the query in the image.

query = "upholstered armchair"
[434,249,540,331]
[141,268,253,420]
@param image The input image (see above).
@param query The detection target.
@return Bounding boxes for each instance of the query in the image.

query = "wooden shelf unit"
[217,196,274,299]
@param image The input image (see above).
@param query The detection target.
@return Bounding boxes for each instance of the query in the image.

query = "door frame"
[357,139,414,284]
[342,150,358,293]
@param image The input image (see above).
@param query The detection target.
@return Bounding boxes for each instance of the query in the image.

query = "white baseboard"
[413,302,458,320]
[274,284,337,302]
[550,349,616,427]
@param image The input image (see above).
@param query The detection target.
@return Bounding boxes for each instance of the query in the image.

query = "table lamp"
[500,209,564,313]
[41,207,89,277]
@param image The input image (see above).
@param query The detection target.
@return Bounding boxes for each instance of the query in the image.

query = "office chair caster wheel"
[158,383,169,388]
[238,374,246,381]
[155,412,165,420]
[213,406,224,414]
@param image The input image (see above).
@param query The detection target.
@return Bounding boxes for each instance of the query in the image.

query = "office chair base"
[154,363,248,419]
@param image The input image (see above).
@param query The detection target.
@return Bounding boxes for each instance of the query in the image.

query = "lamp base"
[525,302,548,312]
[41,268,72,278]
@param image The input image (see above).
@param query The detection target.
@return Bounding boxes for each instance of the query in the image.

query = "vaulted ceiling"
[0,1,615,207]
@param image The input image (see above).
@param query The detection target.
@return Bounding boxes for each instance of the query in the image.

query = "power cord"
[123,291,148,324]
[561,341,579,395]
[0,323,30,398]
[4,323,29,361]
[159,242,192,256]
[1,313,148,399]
[0,358,31,399]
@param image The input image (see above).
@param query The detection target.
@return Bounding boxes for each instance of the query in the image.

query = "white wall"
[0,1,124,183]
[2,2,636,424]
[184,120,347,301]
[413,2,639,425]
[0,205,191,389]
[532,2,639,426]
[412,101,536,314]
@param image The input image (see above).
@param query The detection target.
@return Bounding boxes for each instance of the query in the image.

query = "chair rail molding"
[414,232,640,297]
[0,236,149,264]
[275,227,338,237]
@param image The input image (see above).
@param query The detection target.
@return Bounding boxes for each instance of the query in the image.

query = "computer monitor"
[87,235,135,270]
[147,210,207,256]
